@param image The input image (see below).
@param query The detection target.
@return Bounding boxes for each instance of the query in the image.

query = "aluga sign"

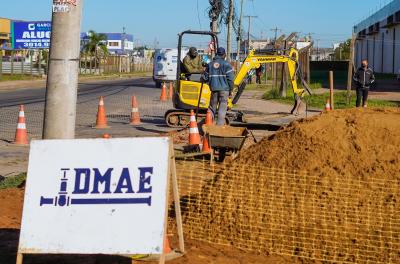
[18,138,170,255]
[12,21,51,49]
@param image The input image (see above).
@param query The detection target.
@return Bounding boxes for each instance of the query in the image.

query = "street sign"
[18,137,174,259]
[12,21,51,49]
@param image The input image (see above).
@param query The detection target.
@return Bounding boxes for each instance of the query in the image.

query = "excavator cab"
[165,30,237,127]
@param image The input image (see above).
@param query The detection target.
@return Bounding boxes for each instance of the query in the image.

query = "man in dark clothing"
[183,47,204,74]
[206,47,235,126]
[255,65,263,84]
[353,59,375,107]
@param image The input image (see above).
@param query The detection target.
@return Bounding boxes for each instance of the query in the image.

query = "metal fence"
[0,49,153,78]
[170,159,400,263]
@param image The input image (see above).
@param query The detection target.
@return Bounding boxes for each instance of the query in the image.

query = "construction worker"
[183,47,204,79]
[206,47,234,126]
[353,59,375,108]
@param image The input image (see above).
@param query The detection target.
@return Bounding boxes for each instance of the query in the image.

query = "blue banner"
[12,21,51,49]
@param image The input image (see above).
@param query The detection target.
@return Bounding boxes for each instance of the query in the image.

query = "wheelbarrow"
[202,124,248,163]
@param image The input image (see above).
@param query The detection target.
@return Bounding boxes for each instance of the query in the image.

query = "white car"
[153,48,188,88]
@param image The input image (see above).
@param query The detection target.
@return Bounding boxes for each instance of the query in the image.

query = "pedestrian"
[255,65,263,84]
[206,47,235,126]
[353,59,375,107]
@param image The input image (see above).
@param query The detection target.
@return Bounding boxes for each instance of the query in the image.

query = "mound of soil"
[185,108,400,263]
[236,108,400,176]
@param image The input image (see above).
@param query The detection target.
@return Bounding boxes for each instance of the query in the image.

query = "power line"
[196,0,202,29]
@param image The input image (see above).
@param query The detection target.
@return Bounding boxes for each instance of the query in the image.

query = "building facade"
[0,17,11,51]
[81,32,134,55]
[354,0,400,74]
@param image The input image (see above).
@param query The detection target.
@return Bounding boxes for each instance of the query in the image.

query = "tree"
[333,39,351,61]
[83,30,108,56]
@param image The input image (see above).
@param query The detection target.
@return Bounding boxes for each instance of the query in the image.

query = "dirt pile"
[184,108,400,263]
[237,107,400,177]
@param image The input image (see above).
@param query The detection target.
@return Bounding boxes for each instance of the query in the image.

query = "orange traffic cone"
[95,96,109,128]
[205,109,213,125]
[202,135,211,153]
[14,105,28,145]
[130,96,141,125]
[325,99,331,111]
[164,236,172,254]
[189,110,201,145]
[168,82,173,99]
[160,82,167,101]
[102,133,111,139]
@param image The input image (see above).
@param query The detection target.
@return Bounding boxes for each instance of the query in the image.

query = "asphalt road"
[0,77,175,141]
[0,77,156,107]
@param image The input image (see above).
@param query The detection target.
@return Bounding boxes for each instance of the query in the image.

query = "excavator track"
[165,109,245,128]
[165,110,207,128]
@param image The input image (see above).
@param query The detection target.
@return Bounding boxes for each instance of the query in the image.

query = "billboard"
[12,21,51,49]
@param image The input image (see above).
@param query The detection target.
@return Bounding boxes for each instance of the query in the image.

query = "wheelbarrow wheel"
[218,149,227,162]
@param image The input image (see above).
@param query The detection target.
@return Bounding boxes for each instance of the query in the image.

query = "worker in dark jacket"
[206,47,235,126]
[353,59,375,107]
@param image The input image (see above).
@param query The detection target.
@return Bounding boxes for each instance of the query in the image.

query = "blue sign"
[12,21,51,49]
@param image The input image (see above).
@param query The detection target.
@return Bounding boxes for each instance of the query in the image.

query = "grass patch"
[0,74,42,82]
[263,88,400,109]
[0,173,26,190]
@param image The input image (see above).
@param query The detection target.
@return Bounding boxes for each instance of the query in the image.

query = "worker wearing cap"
[206,47,234,126]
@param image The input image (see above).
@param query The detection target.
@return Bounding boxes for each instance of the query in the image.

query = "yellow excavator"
[164,30,311,128]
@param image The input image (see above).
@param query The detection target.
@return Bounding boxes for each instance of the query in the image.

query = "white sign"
[18,137,170,255]
[52,4,70,13]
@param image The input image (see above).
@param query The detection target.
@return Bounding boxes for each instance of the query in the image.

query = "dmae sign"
[18,137,171,255]
[12,21,51,49]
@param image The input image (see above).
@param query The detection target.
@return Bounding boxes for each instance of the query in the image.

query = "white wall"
[356,25,400,74]
[394,25,400,74]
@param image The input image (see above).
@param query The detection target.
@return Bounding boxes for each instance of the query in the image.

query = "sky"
[1,0,395,49]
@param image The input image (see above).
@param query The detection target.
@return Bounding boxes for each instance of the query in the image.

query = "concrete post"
[43,0,83,139]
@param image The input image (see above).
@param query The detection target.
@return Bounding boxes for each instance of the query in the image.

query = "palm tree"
[83,30,108,69]
[83,30,108,55]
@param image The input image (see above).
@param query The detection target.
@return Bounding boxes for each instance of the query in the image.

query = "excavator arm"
[232,48,311,110]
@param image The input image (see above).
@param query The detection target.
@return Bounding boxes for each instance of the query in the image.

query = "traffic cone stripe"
[17,123,26,129]
[190,115,196,122]
[189,127,199,133]
[131,108,138,112]
[19,111,25,117]
[99,100,104,106]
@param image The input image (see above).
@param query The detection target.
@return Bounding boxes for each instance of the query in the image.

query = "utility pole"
[271,27,282,43]
[43,0,83,139]
[244,15,257,55]
[236,0,244,72]
[226,0,234,62]
[209,0,221,57]
[347,34,356,104]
